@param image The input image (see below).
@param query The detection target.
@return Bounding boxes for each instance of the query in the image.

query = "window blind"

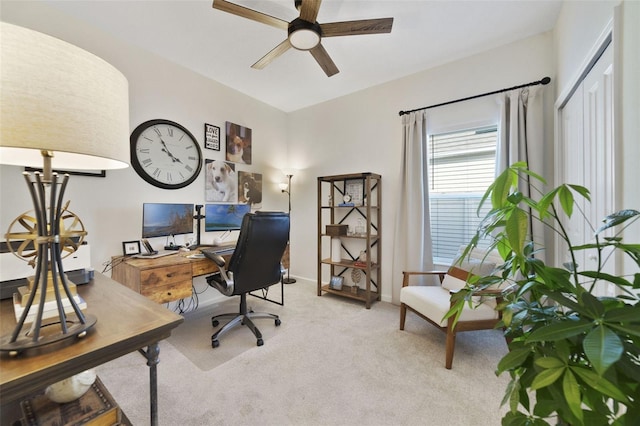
[428,126,497,261]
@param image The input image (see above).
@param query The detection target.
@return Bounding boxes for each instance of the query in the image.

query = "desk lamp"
[279,172,296,284]
[0,23,130,355]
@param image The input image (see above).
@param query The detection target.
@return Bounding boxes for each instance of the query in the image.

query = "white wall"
[0,2,289,306]
[287,33,555,302]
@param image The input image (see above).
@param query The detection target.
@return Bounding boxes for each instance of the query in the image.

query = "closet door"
[558,44,614,297]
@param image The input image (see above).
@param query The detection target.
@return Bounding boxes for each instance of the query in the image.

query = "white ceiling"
[44,0,563,112]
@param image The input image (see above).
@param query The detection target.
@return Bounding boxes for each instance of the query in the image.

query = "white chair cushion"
[400,286,498,327]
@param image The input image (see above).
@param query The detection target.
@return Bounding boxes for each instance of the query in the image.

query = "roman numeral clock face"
[130,119,203,189]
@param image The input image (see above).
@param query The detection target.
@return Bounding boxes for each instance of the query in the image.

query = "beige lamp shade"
[0,22,130,170]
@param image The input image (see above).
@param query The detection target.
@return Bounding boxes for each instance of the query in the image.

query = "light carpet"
[165,286,287,371]
[97,279,510,425]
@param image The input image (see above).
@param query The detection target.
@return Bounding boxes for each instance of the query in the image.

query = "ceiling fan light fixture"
[288,18,321,51]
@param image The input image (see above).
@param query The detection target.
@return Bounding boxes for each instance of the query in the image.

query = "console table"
[0,273,183,425]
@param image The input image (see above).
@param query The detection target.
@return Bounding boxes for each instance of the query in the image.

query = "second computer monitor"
[205,204,251,232]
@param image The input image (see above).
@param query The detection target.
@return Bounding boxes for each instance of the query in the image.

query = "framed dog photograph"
[238,171,262,208]
[204,123,220,151]
[205,159,238,203]
[122,240,141,256]
[225,121,252,164]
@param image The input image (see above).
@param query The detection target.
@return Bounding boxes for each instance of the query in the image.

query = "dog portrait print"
[205,159,238,203]
[239,172,262,208]
[225,121,252,165]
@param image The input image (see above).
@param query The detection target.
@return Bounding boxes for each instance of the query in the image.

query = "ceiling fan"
[212,0,393,77]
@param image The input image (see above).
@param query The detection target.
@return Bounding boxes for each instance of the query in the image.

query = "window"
[428,126,497,262]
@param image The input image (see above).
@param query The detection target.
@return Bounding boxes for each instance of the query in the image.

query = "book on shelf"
[13,293,87,323]
[20,376,120,426]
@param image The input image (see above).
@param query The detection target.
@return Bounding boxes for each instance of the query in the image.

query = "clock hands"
[159,137,183,164]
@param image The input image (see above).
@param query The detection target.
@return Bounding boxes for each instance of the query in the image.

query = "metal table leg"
[139,343,160,426]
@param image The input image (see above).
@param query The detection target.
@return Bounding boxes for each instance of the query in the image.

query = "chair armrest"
[202,249,234,295]
[402,270,448,287]
[449,283,516,297]
[201,250,226,267]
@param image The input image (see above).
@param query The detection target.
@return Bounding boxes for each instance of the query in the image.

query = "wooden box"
[325,224,348,236]
[20,376,120,426]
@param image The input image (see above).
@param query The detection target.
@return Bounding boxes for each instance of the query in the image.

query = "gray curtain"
[392,111,434,304]
[496,86,545,258]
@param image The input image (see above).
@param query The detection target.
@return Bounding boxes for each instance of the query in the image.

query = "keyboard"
[132,251,174,259]
[201,247,235,257]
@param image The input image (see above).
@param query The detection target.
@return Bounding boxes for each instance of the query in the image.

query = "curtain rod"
[398,76,551,116]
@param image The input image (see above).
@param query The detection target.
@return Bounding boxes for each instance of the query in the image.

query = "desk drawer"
[192,259,218,276]
[142,281,192,304]
[140,264,192,303]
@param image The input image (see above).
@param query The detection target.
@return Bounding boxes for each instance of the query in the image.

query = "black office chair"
[203,211,290,348]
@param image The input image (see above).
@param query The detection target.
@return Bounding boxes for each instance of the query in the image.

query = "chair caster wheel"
[275,319,281,326]
[212,319,219,327]
[212,339,220,348]
[257,339,264,346]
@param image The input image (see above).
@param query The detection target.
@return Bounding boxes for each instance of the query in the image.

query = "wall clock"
[130,119,203,189]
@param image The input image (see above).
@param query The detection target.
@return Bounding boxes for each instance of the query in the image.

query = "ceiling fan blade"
[251,39,292,69]
[310,44,339,77]
[299,0,322,23]
[320,18,393,37]
[212,0,288,30]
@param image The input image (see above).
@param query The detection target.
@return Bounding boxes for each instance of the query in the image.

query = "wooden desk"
[0,273,183,425]
[111,244,234,303]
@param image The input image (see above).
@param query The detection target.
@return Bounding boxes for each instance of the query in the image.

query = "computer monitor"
[205,204,251,232]
[142,203,194,238]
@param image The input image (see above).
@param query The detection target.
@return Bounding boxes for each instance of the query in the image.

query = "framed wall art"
[225,121,252,164]
[204,123,220,151]
[204,159,238,203]
[239,171,262,208]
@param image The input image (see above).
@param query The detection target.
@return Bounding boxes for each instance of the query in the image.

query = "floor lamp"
[280,173,296,284]
[0,23,130,355]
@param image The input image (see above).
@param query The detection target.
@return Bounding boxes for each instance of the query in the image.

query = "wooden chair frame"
[400,270,509,369]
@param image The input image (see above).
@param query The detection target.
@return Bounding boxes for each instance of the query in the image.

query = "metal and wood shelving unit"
[317,172,381,309]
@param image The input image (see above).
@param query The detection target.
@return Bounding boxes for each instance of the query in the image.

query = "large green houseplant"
[447,162,640,425]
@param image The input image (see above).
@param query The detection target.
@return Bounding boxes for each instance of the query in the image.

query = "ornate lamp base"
[1,171,94,356]
[0,314,97,356]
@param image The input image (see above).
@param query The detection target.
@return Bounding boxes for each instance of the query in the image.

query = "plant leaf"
[506,208,528,256]
[557,185,575,217]
[491,167,513,209]
[579,271,633,288]
[571,366,628,402]
[562,370,583,423]
[535,357,565,369]
[567,184,590,201]
[603,304,640,323]
[526,319,593,342]
[497,347,532,373]
[595,209,640,234]
[583,325,624,375]
[537,186,561,220]
[531,367,564,390]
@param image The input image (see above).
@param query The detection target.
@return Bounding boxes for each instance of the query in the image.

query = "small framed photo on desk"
[122,240,141,256]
